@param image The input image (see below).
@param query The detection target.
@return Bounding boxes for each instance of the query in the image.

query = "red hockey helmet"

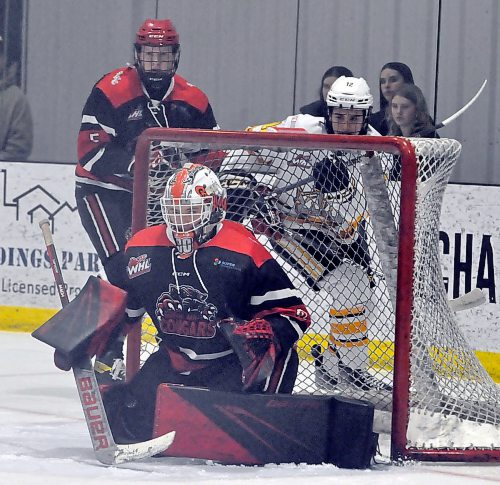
[134,19,180,92]
[135,19,179,46]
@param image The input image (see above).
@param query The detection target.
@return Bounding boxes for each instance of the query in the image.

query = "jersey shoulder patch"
[168,74,209,112]
[126,225,173,249]
[96,66,143,108]
[205,220,273,268]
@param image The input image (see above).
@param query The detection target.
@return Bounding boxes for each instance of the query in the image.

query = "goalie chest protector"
[153,384,378,469]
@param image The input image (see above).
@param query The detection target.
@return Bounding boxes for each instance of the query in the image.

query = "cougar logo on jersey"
[126,254,151,279]
[156,284,218,338]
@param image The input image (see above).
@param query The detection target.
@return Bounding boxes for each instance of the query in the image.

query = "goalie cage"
[127,127,500,463]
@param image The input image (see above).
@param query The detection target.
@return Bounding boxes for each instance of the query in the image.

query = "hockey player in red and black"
[98,163,311,443]
[75,19,219,383]
[219,76,392,393]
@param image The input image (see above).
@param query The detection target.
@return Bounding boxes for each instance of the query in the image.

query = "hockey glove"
[312,157,351,195]
[250,189,280,226]
[219,170,258,222]
[218,317,279,392]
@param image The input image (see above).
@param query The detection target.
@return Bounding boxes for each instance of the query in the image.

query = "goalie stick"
[417,79,487,137]
[38,219,175,465]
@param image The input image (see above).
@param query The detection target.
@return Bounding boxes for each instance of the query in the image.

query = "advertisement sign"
[0,162,98,311]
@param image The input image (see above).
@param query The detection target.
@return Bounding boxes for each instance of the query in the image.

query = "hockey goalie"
[33,161,378,468]
[219,76,391,392]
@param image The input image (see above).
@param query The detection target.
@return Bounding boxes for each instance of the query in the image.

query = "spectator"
[75,19,219,384]
[0,35,33,160]
[388,83,437,137]
[369,62,414,135]
[387,84,438,181]
[300,65,353,118]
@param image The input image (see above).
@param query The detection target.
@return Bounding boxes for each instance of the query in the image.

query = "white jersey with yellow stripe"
[220,114,374,239]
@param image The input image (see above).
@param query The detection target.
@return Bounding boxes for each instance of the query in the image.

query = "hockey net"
[128,127,500,462]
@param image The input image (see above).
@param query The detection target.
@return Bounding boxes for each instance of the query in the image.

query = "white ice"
[1,331,498,485]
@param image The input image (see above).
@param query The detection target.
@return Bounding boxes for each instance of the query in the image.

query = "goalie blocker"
[32,276,128,369]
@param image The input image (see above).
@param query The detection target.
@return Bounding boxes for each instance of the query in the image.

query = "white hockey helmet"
[326,76,373,134]
[161,163,227,258]
[326,76,373,110]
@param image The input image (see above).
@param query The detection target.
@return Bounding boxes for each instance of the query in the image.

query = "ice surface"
[0,331,498,484]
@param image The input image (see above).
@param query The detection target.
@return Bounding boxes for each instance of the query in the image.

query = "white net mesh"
[131,132,500,456]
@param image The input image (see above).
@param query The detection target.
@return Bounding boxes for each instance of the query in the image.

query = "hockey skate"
[311,344,339,390]
[339,362,392,391]
[94,337,126,385]
[312,344,392,392]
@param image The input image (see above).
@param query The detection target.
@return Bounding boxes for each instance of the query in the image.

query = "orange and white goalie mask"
[161,163,227,258]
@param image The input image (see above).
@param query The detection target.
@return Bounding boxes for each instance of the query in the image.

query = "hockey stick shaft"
[38,219,175,465]
[417,79,487,136]
[39,220,70,307]
[271,175,315,196]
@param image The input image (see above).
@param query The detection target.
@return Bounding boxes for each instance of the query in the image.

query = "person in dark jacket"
[0,35,33,161]
[299,65,353,118]
[386,83,439,181]
[388,84,438,138]
[368,62,414,135]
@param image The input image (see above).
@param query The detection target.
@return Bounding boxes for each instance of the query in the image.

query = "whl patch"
[127,254,151,279]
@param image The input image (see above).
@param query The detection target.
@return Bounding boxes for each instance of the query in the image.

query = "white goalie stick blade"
[73,360,175,465]
[448,288,487,312]
[111,432,176,465]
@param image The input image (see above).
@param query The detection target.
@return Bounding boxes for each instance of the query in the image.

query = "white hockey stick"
[418,79,487,136]
[39,219,175,465]
[448,288,487,312]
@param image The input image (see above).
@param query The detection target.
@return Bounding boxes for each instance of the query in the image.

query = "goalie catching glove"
[219,169,280,227]
[218,317,281,392]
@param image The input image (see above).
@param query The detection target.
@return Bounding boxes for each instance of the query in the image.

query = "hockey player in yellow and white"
[218,76,391,392]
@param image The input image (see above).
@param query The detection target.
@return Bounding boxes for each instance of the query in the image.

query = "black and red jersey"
[124,220,311,367]
[76,66,218,192]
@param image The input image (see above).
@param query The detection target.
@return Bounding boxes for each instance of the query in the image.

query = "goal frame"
[128,127,499,463]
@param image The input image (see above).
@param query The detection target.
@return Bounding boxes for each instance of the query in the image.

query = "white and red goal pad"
[128,128,500,462]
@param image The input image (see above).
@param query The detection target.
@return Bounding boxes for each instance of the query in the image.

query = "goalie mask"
[326,76,373,135]
[134,19,180,95]
[161,163,227,259]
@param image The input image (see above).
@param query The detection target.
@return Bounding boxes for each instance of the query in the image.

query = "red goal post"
[128,127,500,463]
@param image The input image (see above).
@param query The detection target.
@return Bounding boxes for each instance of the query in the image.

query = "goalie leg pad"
[153,384,378,468]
